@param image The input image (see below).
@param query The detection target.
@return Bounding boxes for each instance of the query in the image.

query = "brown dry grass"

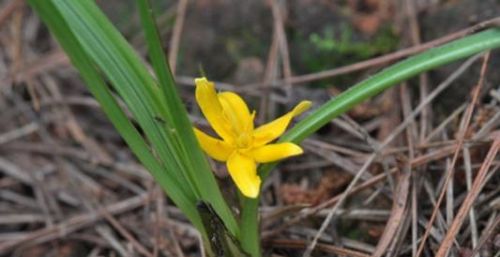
[0,0,499,256]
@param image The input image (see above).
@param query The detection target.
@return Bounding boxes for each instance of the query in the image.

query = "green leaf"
[29,0,238,240]
[26,0,203,229]
[284,29,500,144]
[136,0,239,237]
[240,28,500,257]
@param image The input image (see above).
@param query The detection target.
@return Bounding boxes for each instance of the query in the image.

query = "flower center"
[236,132,252,148]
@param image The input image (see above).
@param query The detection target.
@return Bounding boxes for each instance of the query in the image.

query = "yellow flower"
[194,77,311,198]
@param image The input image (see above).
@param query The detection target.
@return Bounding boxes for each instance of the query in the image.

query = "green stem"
[240,28,500,257]
[240,198,260,256]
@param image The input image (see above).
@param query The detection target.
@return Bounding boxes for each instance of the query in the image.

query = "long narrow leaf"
[52,0,194,193]
[26,0,204,229]
[136,0,239,236]
[240,28,500,257]
[283,28,500,144]
[31,0,239,239]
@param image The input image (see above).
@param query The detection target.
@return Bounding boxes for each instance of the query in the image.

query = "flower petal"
[218,92,253,133]
[250,142,303,163]
[227,152,261,198]
[253,101,311,146]
[194,128,234,161]
[195,78,235,143]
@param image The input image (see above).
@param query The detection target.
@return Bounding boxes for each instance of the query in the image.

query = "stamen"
[236,132,251,148]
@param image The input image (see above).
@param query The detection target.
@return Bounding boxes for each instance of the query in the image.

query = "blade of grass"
[136,0,239,237]
[26,0,203,230]
[51,0,199,200]
[240,28,500,257]
[47,0,238,237]
[283,29,500,144]
[32,0,238,241]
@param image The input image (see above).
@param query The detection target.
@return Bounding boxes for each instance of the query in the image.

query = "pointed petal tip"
[252,101,311,146]
[195,77,213,93]
[288,143,304,155]
[292,100,312,116]
[195,77,215,94]
[241,179,261,198]
[195,77,209,84]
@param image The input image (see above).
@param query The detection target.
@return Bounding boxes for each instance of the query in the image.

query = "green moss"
[296,23,399,88]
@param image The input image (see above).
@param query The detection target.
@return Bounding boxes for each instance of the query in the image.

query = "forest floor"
[0,0,499,256]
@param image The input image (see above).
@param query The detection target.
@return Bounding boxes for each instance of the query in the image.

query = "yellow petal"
[194,128,234,161]
[195,78,235,143]
[250,142,303,163]
[218,92,253,133]
[227,152,261,198]
[253,101,311,146]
